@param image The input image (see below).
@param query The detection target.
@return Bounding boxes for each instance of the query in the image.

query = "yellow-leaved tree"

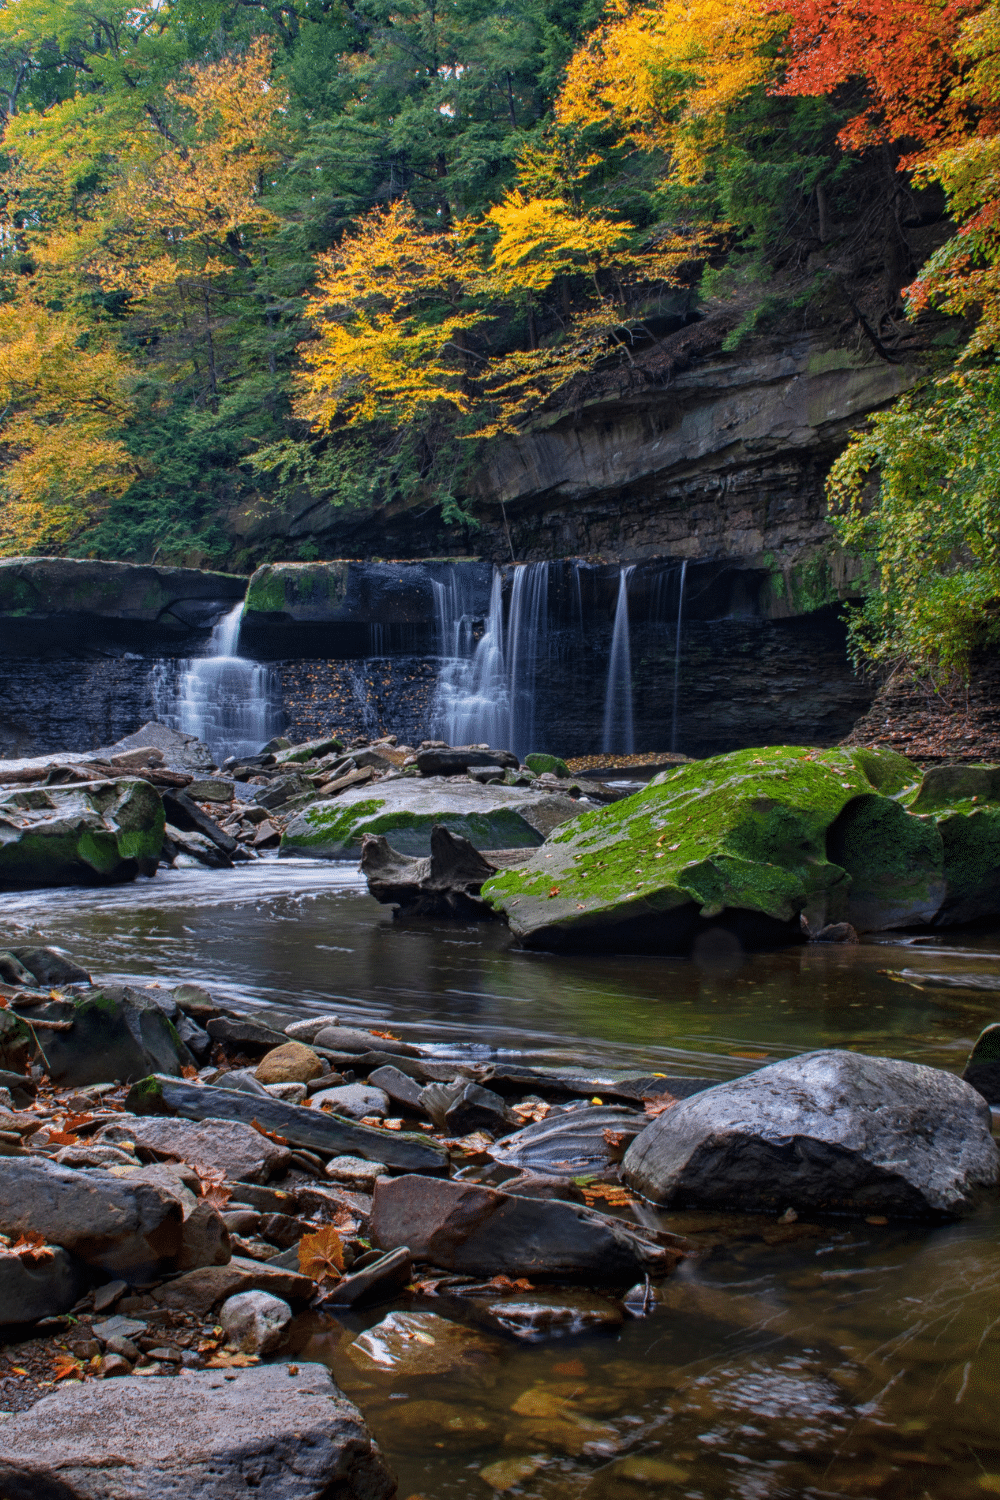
[0,302,137,554]
[556,0,785,184]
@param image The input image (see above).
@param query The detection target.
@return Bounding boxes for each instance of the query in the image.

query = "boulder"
[98,1115,291,1183]
[0,1245,85,1327]
[126,1075,449,1172]
[0,1157,186,1279]
[314,1083,390,1119]
[255,1041,325,1085]
[482,744,925,951]
[12,944,90,986]
[361,824,500,918]
[165,823,232,869]
[623,1049,1000,1217]
[370,1174,670,1282]
[187,778,234,803]
[219,1289,292,1355]
[488,1105,647,1177]
[32,983,194,1088]
[280,778,586,859]
[524,753,571,777]
[367,1065,426,1113]
[0,1362,397,1500]
[416,748,519,776]
[962,1023,1000,1104]
[418,1079,516,1137]
[207,1014,288,1053]
[128,1163,231,1272]
[0,777,165,891]
[107,720,217,773]
[153,1255,315,1316]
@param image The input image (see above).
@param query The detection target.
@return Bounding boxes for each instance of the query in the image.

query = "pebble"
[324,1155,390,1191]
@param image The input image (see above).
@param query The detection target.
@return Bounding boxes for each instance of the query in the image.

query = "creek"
[6,861,1000,1500]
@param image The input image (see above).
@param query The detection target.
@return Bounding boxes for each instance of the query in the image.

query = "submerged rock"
[623,1049,999,1218]
[481,744,944,951]
[370,1174,669,1281]
[473,1290,623,1340]
[346,1310,503,1380]
[0,1362,396,1500]
[0,777,165,891]
[280,778,586,859]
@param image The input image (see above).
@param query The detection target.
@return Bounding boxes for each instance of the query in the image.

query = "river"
[7,860,1000,1499]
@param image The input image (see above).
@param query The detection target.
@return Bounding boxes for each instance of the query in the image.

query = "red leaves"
[8,1231,54,1263]
[250,1119,287,1146]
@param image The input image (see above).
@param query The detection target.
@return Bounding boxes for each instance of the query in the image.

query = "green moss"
[483,744,910,942]
[827,794,944,930]
[244,566,285,615]
[847,746,919,795]
[525,753,570,777]
[904,763,1000,814]
[282,797,386,851]
[126,1075,167,1115]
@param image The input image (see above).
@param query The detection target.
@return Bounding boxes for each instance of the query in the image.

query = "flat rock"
[371,1174,668,1282]
[0,778,165,892]
[99,1115,291,1184]
[0,1361,396,1500]
[126,1075,448,1173]
[312,1026,419,1058]
[153,1254,315,1316]
[0,1245,85,1327]
[207,1015,287,1053]
[313,1083,390,1119]
[416,748,519,775]
[0,1157,185,1279]
[108,720,217,773]
[623,1049,1000,1217]
[488,1105,646,1177]
[346,1310,503,1380]
[280,779,586,859]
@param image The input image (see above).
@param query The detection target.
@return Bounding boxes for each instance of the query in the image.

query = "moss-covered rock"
[826,795,945,931]
[898,763,1000,924]
[37,984,194,1087]
[279,781,587,859]
[524,753,571,777]
[482,745,923,952]
[0,779,165,891]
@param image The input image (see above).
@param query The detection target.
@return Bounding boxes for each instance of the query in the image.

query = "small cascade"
[431,570,509,750]
[506,562,549,760]
[671,558,688,754]
[151,601,281,765]
[601,566,635,755]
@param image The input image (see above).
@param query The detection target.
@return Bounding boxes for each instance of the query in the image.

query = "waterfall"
[671,558,688,753]
[431,570,509,750]
[506,562,549,760]
[601,566,635,755]
[151,601,281,765]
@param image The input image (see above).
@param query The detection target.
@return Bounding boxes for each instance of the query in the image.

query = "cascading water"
[671,558,688,754]
[601,566,635,755]
[151,602,281,765]
[506,563,549,759]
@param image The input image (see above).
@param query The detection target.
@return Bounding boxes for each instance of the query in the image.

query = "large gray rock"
[10,945,90,986]
[34,983,194,1088]
[0,1245,85,1327]
[0,778,165,891]
[623,1050,1000,1217]
[107,721,217,773]
[280,778,586,859]
[370,1174,669,1282]
[98,1115,291,1183]
[153,1254,314,1317]
[0,1361,397,1500]
[0,1157,185,1278]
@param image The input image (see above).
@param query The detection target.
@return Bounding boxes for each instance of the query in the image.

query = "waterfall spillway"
[152,602,281,765]
[601,567,635,755]
[671,558,688,754]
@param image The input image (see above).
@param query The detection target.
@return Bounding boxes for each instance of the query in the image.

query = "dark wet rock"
[222,1182,299,1215]
[98,1115,291,1183]
[12,944,91,986]
[36,983,194,1089]
[963,1023,1000,1105]
[252,773,315,810]
[361,824,500,918]
[281,779,585,859]
[346,1310,504,1380]
[219,1289,292,1355]
[312,1025,420,1058]
[0,1011,31,1074]
[0,1067,35,1107]
[0,950,36,986]
[322,1246,412,1308]
[175,1013,212,1060]
[0,1157,188,1279]
[826,795,944,931]
[419,1079,517,1137]
[490,1173,586,1202]
[623,1049,1000,1217]
[153,1254,315,1316]
[207,1014,287,1053]
[0,778,165,891]
[173,983,221,1020]
[126,1074,449,1172]
[489,1105,646,1177]
[0,1361,396,1500]
[366,1065,426,1114]
[416,748,519,776]
[162,788,237,855]
[473,1290,623,1340]
[0,1244,85,1327]
[371,1174,669,1281]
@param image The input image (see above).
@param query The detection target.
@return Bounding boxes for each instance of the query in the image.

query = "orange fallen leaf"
[643,1095,676,1117]
[728,1051,769,1061]
[547,886,560,898]
[250,1119,288,1146]
[45,1129,80,1148]
[52,1355,83,1381]
[298,1225,344,1284]
[181,1065,199,1080]
[206,1351,259,1368]
[11,1231,55,1263]
[369,1028,399,1041]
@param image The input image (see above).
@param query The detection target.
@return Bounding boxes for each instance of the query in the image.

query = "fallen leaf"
[52,1354,83,1381]
[63,1113,94,1131]
[206,1351,259,1368]
[11,1231,55,1263]
[181,1065,199,1080]
[547,886,560,898]
[643,1095,676,1117]
[369,1028,399,1041]
[298,1225,345,1284]
[728,1051,769,1061]
[44,1129,80,1148]
[9,1365,29,1376]
[250,1119,288,1146]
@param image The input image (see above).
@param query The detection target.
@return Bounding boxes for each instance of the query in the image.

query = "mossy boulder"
[0,779,165,891]
[279,781,586,859]
[35,984,195,1088]
[900,764,1000,925]
[524,753,571,778]
[482,745,922,952]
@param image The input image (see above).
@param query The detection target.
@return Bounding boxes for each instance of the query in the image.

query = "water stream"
[602,566,635,755]
[5,864,1000,1499]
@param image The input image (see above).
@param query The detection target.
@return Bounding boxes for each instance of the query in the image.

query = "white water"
[601,565,635,754]
[151,602,281,765]
[671,556,688,753]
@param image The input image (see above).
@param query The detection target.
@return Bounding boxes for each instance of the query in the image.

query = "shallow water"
[7,859,1000,1498]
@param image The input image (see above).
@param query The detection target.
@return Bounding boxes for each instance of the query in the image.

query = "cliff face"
[234,335,920,619]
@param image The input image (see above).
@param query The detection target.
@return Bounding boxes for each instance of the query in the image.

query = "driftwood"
[361,824,500,918]
[0,760,193,789]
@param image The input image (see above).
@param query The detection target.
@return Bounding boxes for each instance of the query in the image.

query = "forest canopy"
[1,0,1000,675]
